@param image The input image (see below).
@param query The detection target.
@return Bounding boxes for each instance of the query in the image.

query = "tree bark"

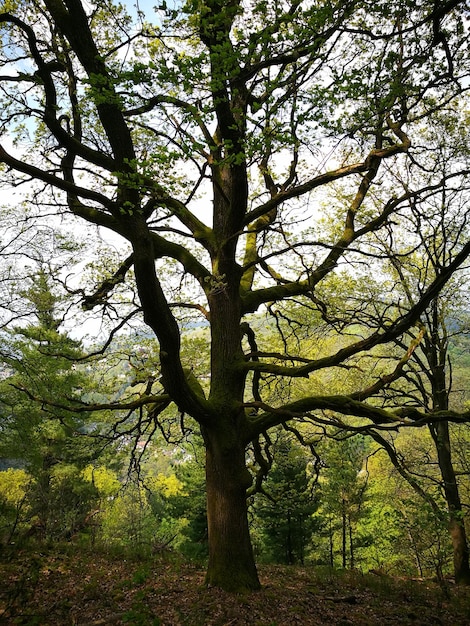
[429,421,470,584]
[287,510,293,565]
[405,522,423,577]
[203,423,260,591]
[349,516,354,570]
[426,307,470,585]
[329,518,334,567]
[342,498,347,569]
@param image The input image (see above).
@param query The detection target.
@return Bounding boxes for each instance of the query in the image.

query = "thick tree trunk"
[204,425,260,591]
[449,517,470,584]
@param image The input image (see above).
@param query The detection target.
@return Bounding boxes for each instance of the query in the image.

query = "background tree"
[252,430,318,565]
[305,101,470,582]
[0,270,102,542]
[399,298,470,583]
[314,434,368,569]
[353,115,470,582]
[172,442,209,561]
[0,468,32,545]
[0,0,470,591]
[356,444,452,578]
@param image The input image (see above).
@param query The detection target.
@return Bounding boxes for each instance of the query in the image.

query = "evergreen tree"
[315,435,369,569]
[254,432,318,564]
[0,270,101,542]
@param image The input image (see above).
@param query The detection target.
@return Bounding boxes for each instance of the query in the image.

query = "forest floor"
[1,547,470,625]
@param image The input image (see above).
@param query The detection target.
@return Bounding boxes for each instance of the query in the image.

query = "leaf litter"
[1,549,469,625]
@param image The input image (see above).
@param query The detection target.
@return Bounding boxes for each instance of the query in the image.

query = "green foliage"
[172,452,208,561]
[82,465,121,498]
[352,446,452,578]
[99,481,160,552]
[0,468,32,544]
[312,435,369,568]
[252,432,318,564]
[0,468,30,507]
[0,271,104,543]
[86,458,191,557]
[0,0,470,592]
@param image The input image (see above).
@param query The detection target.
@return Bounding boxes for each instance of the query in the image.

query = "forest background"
[0,0,470,610]
[1,282,470,579]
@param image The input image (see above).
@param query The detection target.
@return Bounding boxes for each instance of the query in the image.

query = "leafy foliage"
[1,0,470,590]
[252,432,318,564]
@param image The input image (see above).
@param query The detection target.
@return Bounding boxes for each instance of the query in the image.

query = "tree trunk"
[329,517,334,567]
[204,424,260,592]
[349,515,354,570]
[406,524,424,577]
[449,518,470,584]
[287,510,294,564]
[342,498,347,569]
[425,308,470,585]
[429,421,470,584]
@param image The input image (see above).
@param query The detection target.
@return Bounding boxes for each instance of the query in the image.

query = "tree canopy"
[1,0,470,591]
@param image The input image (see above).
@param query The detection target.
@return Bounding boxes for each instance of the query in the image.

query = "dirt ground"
[1,549,469,625]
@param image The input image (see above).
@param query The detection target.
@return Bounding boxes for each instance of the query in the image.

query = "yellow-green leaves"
[0,468,31,508]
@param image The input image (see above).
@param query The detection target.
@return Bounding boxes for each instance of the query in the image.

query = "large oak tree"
[1,0,470,590]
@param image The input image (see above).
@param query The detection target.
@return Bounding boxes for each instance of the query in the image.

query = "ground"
[1,548,469,625]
